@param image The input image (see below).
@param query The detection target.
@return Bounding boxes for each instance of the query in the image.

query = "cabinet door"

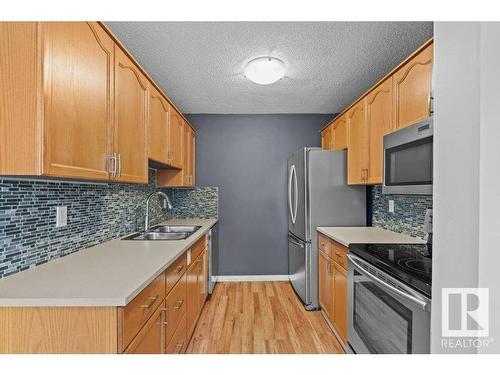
[332,114,347,150]
[333,262,348,344]
[124,305,163,354]
[198,249,208,309]
[165,315,187,354]
[169,110,184,169]
[318,250,334,323]
[186,258,200,340]
[183,123,194,186]
[114,46,148,183]
[366,77,393,184]
[347,100,368,185]
[320,126,332,150]
[393,44,433,130]
[0,22,40,175]
[42,22,113,180]
[190,128,196,185]
[148,85,170,165]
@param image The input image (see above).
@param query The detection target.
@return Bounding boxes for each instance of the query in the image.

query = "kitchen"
[0,6,499,367]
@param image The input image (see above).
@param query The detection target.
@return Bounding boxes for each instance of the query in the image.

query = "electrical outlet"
[56,206,67,227]
[388,200,395,213]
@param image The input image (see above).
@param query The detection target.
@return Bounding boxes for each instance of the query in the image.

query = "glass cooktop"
[349,243,432,297]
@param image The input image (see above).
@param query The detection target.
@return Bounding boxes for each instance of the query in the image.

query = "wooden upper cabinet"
[113,46,148,183]
[319,250,334,323]
[183,124,195,186]
[347,100,368,185]
[332,114,347,150]
[42,22,113,180]
[393,44,433,130]
[321,126,332,150]
[366,77,393,184]
[169,110,184,169]
[148,85,170,165]
[0,22,40,175]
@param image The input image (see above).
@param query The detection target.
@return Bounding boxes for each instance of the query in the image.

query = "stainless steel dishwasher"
[208,223,219,294]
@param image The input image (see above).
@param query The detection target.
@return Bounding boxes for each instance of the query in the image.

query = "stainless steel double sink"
[122,225,201,241]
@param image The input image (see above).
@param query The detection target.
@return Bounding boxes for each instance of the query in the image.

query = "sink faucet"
[144,191,173,232]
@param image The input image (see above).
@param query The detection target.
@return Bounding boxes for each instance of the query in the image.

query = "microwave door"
[383,118,433,195]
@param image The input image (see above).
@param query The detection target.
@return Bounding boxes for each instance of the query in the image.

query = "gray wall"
[187,114,334,275]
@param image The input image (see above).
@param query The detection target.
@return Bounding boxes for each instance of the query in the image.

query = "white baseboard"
[216,275,289,282]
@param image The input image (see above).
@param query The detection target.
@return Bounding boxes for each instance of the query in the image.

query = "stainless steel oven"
[347,254,431,354]
[383,118,433,195]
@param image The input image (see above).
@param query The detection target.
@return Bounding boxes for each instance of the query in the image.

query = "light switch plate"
[56,206,67,227]
[388,200,395,213]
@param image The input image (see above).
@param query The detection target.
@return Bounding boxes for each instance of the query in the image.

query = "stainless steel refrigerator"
[287,148,366,310]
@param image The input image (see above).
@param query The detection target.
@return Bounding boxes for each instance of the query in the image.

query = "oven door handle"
[347,254,430,311]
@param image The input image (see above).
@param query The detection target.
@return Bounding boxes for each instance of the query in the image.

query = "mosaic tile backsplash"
[0,170,218,279]
[370,185,433,240]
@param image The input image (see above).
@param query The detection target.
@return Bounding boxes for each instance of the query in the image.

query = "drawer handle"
[173,300,184,310]
[140,295,158,309]
[174,342,184,354]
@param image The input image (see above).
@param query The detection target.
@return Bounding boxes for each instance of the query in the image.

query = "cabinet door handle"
[108,154,117,178]
[172,299,184,310]
[175,264,185,274]
[117,153,122,178]
[140,295,158,309]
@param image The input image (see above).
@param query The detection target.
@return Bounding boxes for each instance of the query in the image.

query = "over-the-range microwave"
[383,118,433,195]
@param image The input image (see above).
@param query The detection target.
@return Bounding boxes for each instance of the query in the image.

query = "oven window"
[353,270,413,353]
[385,136,433,186]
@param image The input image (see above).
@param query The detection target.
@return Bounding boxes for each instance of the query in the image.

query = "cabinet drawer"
[165,314,187,354]
[331,240,348,270]
[189,234,207,264]
[318,233,332,258]
[120,272,165,351]
[166,251,187,293]
[165,272,187,345]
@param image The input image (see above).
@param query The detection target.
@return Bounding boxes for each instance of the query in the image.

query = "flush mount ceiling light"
[244,56,286,85]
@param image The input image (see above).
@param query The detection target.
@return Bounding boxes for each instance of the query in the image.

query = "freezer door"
[288,232,310,306]
[287,149,307,241]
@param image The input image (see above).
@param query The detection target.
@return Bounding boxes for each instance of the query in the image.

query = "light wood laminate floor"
[186,281,344,354]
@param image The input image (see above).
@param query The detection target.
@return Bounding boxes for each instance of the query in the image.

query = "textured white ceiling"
[106,22,433,114]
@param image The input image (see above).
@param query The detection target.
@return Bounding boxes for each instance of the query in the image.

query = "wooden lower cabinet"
[0,234,209,354]
[318,234,349,346]
[318,250,334,323]
[332,262,348,344]
[165,315,187,354]
[124,304,164,354]
[186,257,201,339]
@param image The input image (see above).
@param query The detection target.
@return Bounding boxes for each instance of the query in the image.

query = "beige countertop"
[316,226,426,247]
[0,218,217,307]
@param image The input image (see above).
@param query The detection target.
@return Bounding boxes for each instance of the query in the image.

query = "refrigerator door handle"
[293,164,298,225]
[289,165,297,224]
[288,165,294,223]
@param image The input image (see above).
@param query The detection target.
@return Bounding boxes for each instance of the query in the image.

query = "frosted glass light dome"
[244,57,286,85]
